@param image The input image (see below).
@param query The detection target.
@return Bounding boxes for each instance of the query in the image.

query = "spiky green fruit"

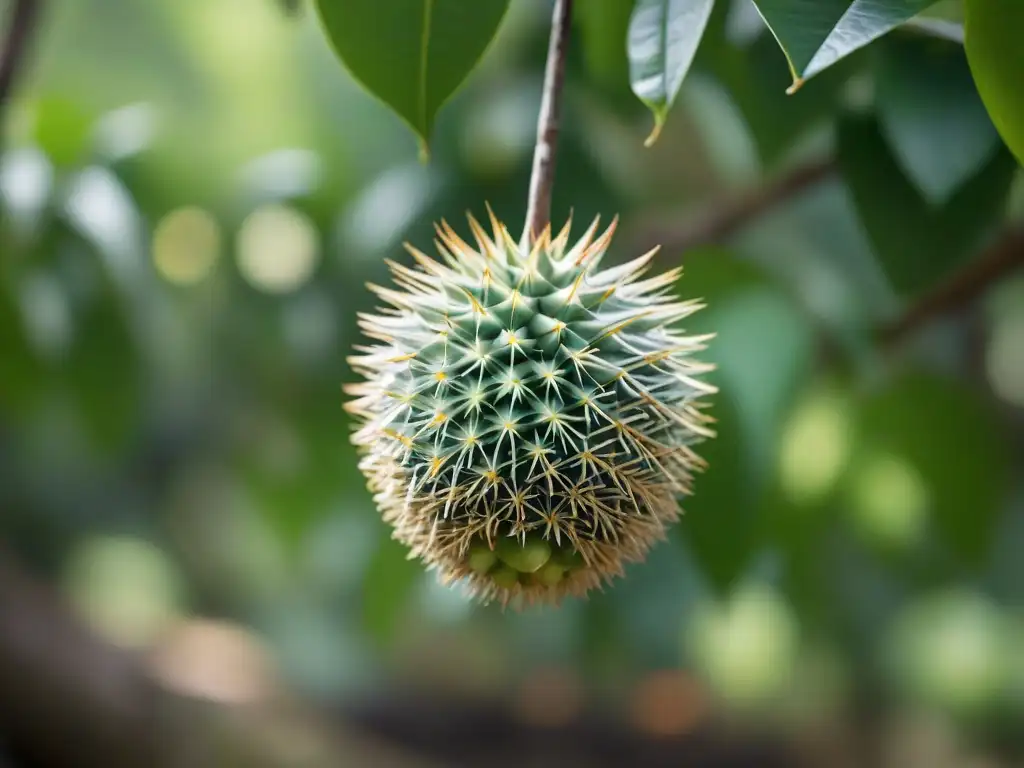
[346,210,716,605]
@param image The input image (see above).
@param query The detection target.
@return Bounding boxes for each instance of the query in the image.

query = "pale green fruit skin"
[347,212,716,605]
[467,543,498,575]
[496,537,551,574]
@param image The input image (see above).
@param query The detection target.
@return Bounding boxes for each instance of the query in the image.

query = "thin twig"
[879,224,1024,348]
[0,0,41,130]
[628,156,837,257]
[522,0,573,246]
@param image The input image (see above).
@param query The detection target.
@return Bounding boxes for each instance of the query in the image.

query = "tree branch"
[0,548,440,768]
[879,224,1024,348]
[0,0,41,131]
[522,0,573,246]
[628,156,837,257]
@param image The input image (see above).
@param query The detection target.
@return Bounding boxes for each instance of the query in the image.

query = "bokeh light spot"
[688,584,799,707]
[149,619,277,704]
[888,590,1012,713]
[62,535,182,648]
[779,390,852,506]
[848,451,929,548]
[986,310,1024,409]
[152,206,222,285]
[236,204,320,293]
[630,670,707,737]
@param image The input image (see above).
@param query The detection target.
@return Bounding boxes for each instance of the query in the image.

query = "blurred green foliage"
[1,0,1023,761]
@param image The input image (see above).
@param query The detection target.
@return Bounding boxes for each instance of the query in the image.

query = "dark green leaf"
[837,112,1015,295]
[0,285,44,419]
[628,0,717,145]
[752,0,936,91]
[577,0,635,94]
[706,31,857,166]
[857,371,1012,564]
[673,250,814,591]
[362,529,422,646]
[313,0,510,156]
[964,0,1024,164]
[64,285,142,454]
[680,392,756,591]
[876,35,1000,204]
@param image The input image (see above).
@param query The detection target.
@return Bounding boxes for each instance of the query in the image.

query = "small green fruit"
[496,536,551,573]
[490,565,520,589]
[533,561,566,587]
[552,547,584,570]
[467,543,498,575]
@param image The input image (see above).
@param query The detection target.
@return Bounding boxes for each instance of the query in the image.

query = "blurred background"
[1,0,1023,766]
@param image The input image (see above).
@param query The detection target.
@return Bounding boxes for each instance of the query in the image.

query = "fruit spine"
[346,209,716,605]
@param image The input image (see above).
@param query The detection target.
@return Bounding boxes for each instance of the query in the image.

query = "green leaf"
[704,30,858,166]
[313,0,510,156]
[31,98,94,168]
[837,112,1015,295]
[876,35,1000,204]
[857,371,1012,564]
[680,392,756,591]
[752,0,937,91]
[964,0,1024,164]
[628,0,717,145]
[672,249,814,591]
[362,529,422,646]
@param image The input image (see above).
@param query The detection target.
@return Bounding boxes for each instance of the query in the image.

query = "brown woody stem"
[522,0,573,246]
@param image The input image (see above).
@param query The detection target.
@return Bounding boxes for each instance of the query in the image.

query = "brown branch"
[522,0,573,245]
[879,224,1024,348]
[628,156,837,257]
[0,548,440,768]
[0,550,161,768]
[0,0,41,131]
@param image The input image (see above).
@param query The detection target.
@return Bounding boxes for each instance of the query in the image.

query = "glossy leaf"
[964,0,1024,164]
[752,0,936,91]
[628,0,717,145]
[313,0,510,156]
[876,35,1000,204]
[838,113,1015,295]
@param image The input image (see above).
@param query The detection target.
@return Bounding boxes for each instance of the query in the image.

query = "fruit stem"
[522,0,573,248]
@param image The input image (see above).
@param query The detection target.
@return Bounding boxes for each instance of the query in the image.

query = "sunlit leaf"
[964,0,1024,164]
[876,35,1001,204]
[313,0,510,157]
[752,0,937,91]
[628,0,717,145]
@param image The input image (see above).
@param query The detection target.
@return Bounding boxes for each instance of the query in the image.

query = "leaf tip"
[643,114,666,148]
[417,138,430,164]
[786,77,805,96]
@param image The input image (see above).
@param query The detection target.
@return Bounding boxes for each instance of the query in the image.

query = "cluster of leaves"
[312,0,1024,164]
